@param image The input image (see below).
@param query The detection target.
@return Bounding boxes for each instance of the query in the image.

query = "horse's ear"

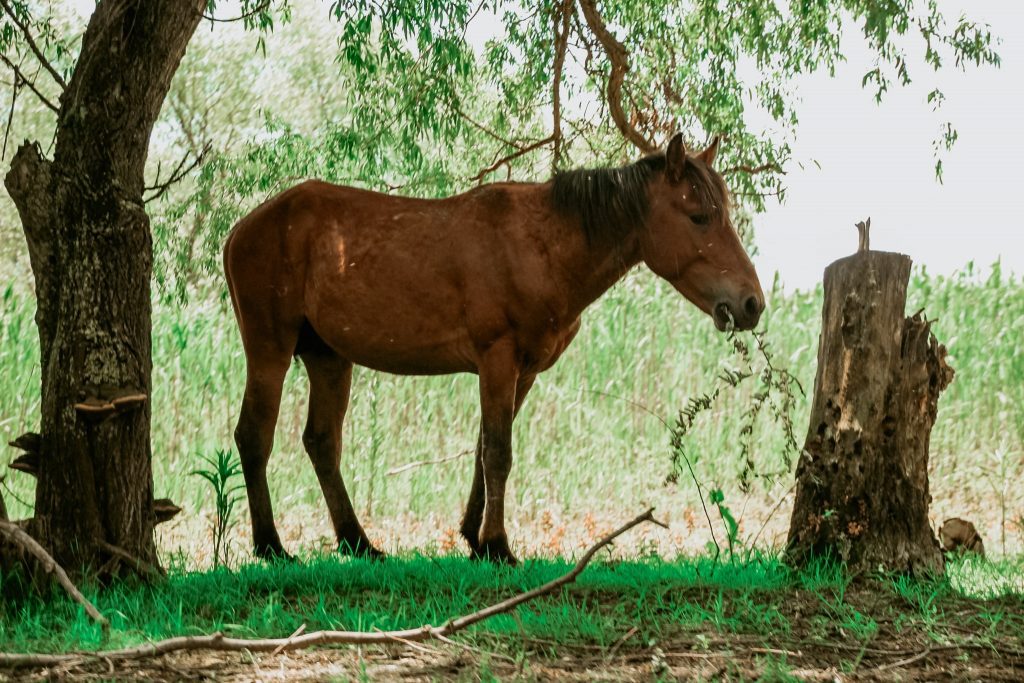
[699,136,721,167]
[665,133,687,183]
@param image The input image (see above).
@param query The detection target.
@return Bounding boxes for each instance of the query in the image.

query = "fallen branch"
[0,520,108,629]
[0,508,660,669]
[873,647,932,672]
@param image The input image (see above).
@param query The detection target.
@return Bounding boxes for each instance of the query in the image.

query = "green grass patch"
[1,552,1021,657]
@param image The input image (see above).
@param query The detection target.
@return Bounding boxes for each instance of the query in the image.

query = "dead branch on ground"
[0,508,661,669]
[0,520,108,629]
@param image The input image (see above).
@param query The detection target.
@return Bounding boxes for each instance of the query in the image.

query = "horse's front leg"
[472,341,521,565]
[461,372,536,558]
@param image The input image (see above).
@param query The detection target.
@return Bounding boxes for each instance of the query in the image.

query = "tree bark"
[785,251,953,576]
[3,0,205,575]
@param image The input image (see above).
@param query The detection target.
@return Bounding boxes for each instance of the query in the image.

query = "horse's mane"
[550,151,728,245]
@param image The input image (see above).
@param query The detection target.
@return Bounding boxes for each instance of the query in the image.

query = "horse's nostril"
[744,296,761,318]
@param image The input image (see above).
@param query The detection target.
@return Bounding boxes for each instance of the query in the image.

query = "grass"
[1,261,1023,560]
[0,552,1021,676]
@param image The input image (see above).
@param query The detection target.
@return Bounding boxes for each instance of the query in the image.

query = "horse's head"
[641,134,764,331]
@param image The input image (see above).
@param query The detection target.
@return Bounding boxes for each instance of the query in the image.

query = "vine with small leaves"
[667,328,805,558]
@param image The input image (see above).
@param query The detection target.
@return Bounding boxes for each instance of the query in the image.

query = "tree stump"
[786,251,954,575]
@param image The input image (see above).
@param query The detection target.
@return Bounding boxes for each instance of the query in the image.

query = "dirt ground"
[7,586,1023,682]
[154,483,1024,570]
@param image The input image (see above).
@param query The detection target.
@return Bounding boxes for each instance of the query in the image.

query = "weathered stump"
[786,251,953,575]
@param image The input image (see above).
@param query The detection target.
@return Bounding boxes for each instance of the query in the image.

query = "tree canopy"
[0,1,1000,297]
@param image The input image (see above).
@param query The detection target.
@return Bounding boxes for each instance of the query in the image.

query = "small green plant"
[709,488,740,559]
[191,448,244,568]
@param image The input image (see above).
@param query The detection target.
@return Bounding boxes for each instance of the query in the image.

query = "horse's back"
[223,179,548,373]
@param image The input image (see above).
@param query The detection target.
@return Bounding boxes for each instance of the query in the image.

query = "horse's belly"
[345,347,475,376]
[311,317,476,376]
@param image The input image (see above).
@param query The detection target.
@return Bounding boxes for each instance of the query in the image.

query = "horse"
[223,133,764,565]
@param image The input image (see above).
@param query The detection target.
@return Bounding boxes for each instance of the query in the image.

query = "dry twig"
[386,450,472,476]
[0,508,660,669]
[873,647,932,672]
[0,520,108,629]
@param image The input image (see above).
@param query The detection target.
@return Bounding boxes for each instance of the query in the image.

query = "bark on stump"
[786,251,953,575]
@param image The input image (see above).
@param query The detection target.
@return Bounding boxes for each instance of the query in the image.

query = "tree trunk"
[3,0,204,575]
[785,251,953,576]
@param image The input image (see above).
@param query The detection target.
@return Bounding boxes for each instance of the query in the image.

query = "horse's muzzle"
[713,294,764,331]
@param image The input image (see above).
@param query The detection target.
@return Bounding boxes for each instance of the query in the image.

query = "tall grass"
[0,264,1022,552]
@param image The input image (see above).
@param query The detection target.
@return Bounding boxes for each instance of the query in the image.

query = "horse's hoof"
[338,538,386,561]
[472,537,518,566]
[255,544,295,563]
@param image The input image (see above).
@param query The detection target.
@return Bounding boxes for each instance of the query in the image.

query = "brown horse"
[224,133,764,564]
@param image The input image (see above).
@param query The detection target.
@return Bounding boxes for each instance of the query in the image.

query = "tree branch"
[143,141,211,203]
[551,0,572,172]
[0,509,661,669]
[199,0,271,24]
[0,0,67,90]
[470,134,555,183]
[0,54,58,113]
[457,109,523,150]
[722,162,785,176]
[577,0,656,154]
[0,520,108,629]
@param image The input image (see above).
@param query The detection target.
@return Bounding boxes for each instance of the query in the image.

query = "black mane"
[550,152,727,244]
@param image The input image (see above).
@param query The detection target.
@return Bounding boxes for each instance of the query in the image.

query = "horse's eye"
[690,214,710,226]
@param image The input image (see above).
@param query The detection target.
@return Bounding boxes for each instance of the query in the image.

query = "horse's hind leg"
[300,351,382,558]
[235,352,292,560]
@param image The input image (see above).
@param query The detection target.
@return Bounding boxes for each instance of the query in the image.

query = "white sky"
[746,1,1022,290]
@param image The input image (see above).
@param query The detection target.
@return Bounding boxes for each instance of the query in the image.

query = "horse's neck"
[560,231,642,317]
